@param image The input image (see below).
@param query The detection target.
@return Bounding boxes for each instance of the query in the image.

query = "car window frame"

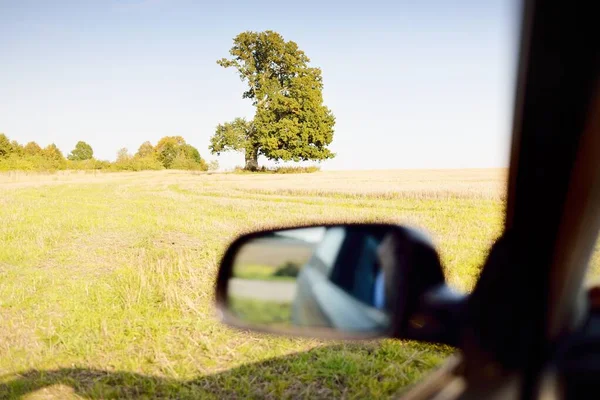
[461,0,600,397]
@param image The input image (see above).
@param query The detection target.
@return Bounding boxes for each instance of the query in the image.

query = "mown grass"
[0,169,595,399]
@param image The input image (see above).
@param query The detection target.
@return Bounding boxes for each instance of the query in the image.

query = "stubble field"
[1,169,597,399]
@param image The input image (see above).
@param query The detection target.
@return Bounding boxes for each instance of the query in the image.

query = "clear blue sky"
[0,0,519,170]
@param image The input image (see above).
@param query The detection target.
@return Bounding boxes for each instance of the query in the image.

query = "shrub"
[133,156,165,171]
[272,166,320,174]
[66,160,86,170]
[170,154,208,171]
[233,165,320,174]
[273,262,301,278]
[0,155,36,171]
[94,160,112,170]
[0,155,67,172]
[66,159,109,170]
[113,156,164,171]
[208,160,219,171]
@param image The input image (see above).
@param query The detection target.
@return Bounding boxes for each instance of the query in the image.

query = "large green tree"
[67,141,94,161]
[210,30,335,170]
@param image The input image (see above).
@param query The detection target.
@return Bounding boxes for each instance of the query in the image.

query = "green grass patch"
[229,296,293,326]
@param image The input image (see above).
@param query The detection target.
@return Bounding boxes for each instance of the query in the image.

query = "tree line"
[0,133,216,172]
[1,30,335,173]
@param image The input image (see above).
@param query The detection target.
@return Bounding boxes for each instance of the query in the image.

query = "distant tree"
[136,141,154,158]
[154,136,208,170]
[10,140,24,156]
[208,160,219,171]
[154,136,186,168]
[0,134,11,158]
[116,148,132,163]
[211,31,335,170]
[273,262,301,278]
[183,144,208,170]
[179,143,203,164]
[0,135,25,157]
[24,141,43,156]
[43,144,65,161]
[67,141,94,161]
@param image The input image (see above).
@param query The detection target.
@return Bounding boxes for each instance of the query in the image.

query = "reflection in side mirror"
[229,226,392,335]
[216,224,455,341]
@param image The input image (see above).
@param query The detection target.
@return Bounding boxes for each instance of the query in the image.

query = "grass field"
[1,169,598,399]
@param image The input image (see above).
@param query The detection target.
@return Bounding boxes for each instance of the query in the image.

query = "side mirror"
[215,223,465,343]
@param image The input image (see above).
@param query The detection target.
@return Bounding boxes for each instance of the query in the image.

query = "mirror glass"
[226,225,397,334]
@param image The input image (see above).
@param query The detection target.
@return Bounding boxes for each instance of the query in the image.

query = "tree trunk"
[245,146,259,171]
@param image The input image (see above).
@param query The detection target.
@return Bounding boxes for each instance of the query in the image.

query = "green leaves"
[210,118,260,170]
[0,133,12,158]
[154,136,207,170]
[0,134,207,172]
[155,136,185,168]
[136,141,154,158]
[44,144,65,162]
[67,141,94,161]
[23,142,43,156]
[212,30,335,169]
[210,118,252,155]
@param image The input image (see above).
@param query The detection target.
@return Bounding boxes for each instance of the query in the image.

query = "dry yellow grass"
[0,168,507,197]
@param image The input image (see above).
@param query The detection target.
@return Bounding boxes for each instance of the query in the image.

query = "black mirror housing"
[215,223,463,343]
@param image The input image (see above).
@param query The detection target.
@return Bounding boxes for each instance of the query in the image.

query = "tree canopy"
[43,144,65,161]
[24,142,43,156]
[211,30,335,170]
[67,141,94,161]
[155,136,186,169]
[145,136,207,170]
[116,148,131,163]
[210,118,257,169]
[0,134,11,158]
[136,141,154,158]
[10,141,24,156]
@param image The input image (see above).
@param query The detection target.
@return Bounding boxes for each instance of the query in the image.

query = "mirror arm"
[402,284,468,347]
